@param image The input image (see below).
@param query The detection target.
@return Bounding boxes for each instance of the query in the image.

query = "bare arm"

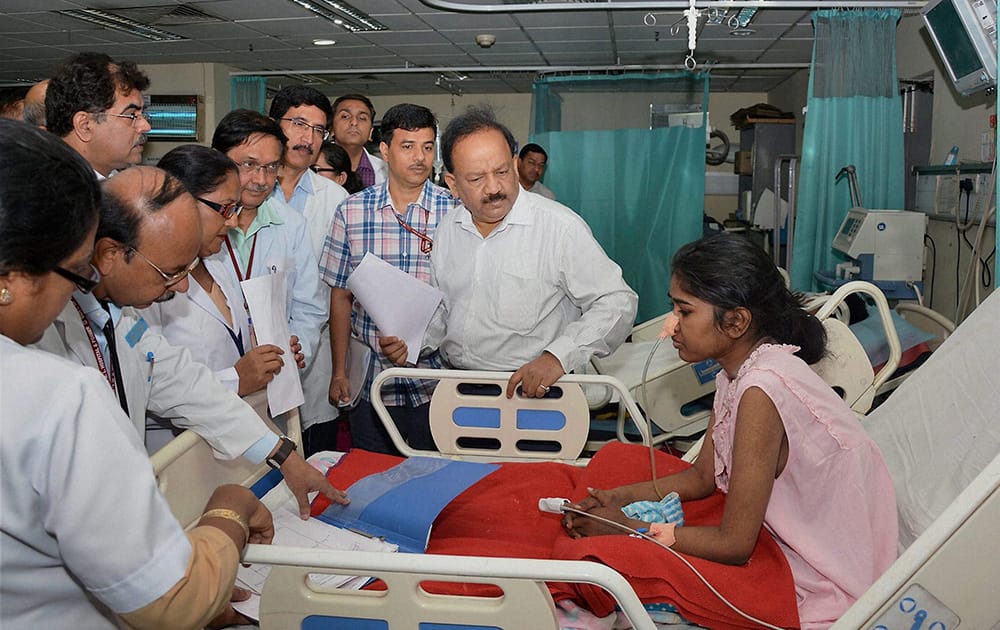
[329,288,353,405]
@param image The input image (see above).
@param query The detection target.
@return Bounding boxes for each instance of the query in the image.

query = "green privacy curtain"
[531,73,708,322]
[791,9,905,290]
[231,76,267,113]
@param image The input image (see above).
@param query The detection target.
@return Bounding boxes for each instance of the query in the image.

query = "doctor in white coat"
[33,165,347,519]
[268,85,351,453]
[209,110,327,377]
[145,144,285,397]
[0,120,275,629]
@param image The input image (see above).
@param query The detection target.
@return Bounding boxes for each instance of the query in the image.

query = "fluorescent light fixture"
[288,0,388,33]
[56,8,186,42]
[313,38,337,45]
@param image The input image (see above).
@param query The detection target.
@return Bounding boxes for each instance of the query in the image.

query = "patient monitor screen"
[926,0,984,79]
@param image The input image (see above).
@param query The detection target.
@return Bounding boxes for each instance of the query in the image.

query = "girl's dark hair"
[158,145,239,198]
[318,141,364,193]
[0,119,100,275]
[671,232,827,364]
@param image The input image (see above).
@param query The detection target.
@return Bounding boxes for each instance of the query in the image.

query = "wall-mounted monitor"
[145,95,200,141]
[922,0,998,96]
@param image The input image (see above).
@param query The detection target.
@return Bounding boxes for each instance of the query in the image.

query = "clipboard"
[343,335,372,408]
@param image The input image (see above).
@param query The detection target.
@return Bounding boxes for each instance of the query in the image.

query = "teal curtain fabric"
[791,9,905,290]
[533,126,705,321]
[231,76,267,113]
[530,73,708,322]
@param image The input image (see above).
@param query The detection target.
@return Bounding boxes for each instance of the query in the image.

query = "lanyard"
[394,211,433,254]
[223,233,258,282]
[70,298,129,415]
[70,298,116,391]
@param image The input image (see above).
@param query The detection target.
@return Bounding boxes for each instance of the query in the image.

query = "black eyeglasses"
[196,196,242,219]
[280,117,330,140]
[310,166,341,175]
[105,111,151,127]
[54,264,101,294]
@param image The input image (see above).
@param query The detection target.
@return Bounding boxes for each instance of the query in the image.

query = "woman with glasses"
[0,120,274,628]
[146,145,286,397]
[314,141,365,194]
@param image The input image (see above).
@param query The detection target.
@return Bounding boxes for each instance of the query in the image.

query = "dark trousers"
[349,400,434,456]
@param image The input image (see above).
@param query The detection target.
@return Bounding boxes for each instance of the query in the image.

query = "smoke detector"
[475,33,497,48]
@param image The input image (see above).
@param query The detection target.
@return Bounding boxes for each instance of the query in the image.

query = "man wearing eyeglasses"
[46,52,151,180]
[34,166,347,522]
[264,85,351,455]
[319,103,455,455]
[209,110,326,400]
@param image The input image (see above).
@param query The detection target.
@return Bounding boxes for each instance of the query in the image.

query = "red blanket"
[312,442,800,629]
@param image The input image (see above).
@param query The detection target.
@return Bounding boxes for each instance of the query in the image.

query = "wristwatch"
[265,436,297,470]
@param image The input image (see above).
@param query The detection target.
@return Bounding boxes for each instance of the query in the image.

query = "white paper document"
[346,252,443,364]
[240,273,304,415]
[233,467,398,621]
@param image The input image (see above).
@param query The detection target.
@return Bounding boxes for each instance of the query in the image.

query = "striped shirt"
[319,179,455,406]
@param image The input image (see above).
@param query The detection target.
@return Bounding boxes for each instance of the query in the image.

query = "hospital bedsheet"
[313,443,799,630]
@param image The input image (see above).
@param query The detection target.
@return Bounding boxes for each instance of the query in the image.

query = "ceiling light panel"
[56,8,186,42]
[287,0,388,33]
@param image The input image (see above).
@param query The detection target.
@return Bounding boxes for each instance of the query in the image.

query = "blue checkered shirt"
[319,179,455,407]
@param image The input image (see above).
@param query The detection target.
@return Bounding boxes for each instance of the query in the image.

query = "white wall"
[370,93,532,148]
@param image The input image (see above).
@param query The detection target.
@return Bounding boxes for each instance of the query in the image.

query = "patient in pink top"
[567,233,898,628]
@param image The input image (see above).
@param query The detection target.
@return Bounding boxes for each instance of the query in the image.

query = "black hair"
[158,145,239,198]
[379,103,437,146]
[268,84,334,127]
[0,119,100,276]
[46,52,150,137]
[441,106,516,173]
[98,168,188,256]
[0,86,29,118]
[211,109,288,155]
[332,93,375,119]
[318,141,364,193]
[671,232,827,364]
[518,143,548,161]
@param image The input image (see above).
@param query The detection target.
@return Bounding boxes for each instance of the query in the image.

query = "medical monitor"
[922,0,998,96]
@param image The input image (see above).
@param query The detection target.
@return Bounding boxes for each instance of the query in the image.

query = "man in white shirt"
[34,166,346,519]
[331,93,387,189]
[45,52,151,180]
[382,108,637,399]
[517,142,556,201]
[268,85,349,455]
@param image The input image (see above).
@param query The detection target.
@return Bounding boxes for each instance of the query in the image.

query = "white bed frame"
[149,284,999,628]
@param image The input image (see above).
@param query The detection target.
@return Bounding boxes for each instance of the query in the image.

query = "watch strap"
[265,435,296,470]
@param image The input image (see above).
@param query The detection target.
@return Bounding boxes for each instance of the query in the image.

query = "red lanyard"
[395,211,433,254]
[224,233,258,281]
[70,297,117,392]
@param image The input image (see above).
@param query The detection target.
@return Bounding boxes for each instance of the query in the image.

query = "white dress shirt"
[1,336,192,627]
[427,186,637,373]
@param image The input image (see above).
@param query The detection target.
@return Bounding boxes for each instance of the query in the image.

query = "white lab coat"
[282,170,348,430]
[206,197,326,368]
[141,271,251,393]
[1,336,192,628]
[34,298,274,460]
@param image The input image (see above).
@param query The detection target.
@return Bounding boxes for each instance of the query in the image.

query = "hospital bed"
[151,287,999,628]
[592,280,904,450]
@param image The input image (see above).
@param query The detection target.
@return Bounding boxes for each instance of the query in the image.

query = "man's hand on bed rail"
[281,451,349,519]
[379,335,409,366]
[506,351,565,399]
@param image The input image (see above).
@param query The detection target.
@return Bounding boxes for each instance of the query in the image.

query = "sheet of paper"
[346,252,443,364]
[234,467,398,621]
[241,273,304,415]
[753,187,788,231]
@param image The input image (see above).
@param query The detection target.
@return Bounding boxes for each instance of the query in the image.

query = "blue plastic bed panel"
[452,407,502,428]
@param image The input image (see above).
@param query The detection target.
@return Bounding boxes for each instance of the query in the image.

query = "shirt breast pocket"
[496,268,548,334]
[263,256,296,285]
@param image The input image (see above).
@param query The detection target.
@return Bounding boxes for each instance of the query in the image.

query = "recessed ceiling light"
[313,38,336,45]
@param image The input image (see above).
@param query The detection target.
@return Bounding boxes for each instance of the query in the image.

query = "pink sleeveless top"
[712,344,898,629]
